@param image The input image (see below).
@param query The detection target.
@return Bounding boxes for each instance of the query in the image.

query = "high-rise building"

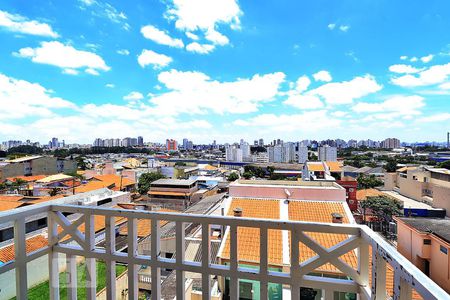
[240,140,251,161]
[225,144,243,162]
[166,139,178,151]
[318,145,337,161]
[93,138,103,147]
[138,136,144,147]
[297,146,308,163]
[51,137,59,148]
[258,138,264,146]
[381,138,400,149]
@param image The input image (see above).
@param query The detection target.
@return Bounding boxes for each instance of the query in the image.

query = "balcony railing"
[0,203,449,300]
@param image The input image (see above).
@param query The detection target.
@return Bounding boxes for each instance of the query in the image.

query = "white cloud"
[117,49,130,55]
[149,69,285,115]
[186,32,199,40]
[312,70,332,82]
[137,49,173,68]
[306,74,382,105]
[79,1,129,30]
[186,42,215,54]
[439,82,450,90]
[141,25,184,48]
[205,28,229,45]
[105,83,115,88]
[0,10,59,38]
[410,57,418,62]
[391,63,450,87]
[295,76,311,92]
[62,68,79,75]
[353,95,425,116]
[400,56,408,60]
[339,25,350,32]
[15,41,110,75]
[0,73,75,120]
[284,94,323,110]
[85,68,99,76]
[165,0,241,51]
[420,54,434,63]
[123,91,144,101]
[388,64,422,74]
[418,113,450,123]
[327,23,336,30]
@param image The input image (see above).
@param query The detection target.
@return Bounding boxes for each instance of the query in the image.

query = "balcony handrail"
[0,203,449,300]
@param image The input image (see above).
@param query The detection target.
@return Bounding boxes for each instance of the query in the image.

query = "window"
[423,239,431,245]
[97,198,112,206]
[440,245,448,255]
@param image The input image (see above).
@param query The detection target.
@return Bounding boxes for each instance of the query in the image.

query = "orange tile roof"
[326,161,342,172]
[0,195,24,202]
[356,189,389,201]
[92,174,135,188]
[307,162,326,172]
[118,209,177,238]
[0,235,48,263]
[0,201,28,211]
[221,199,283,265]
[5,175,47,182]
[26,195,65,204]
[288,201,357,274]
[74,181,110,193]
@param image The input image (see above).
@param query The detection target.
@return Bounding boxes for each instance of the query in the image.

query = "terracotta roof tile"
[92,174,135,188]
[0,235,48,263]
[118,209,177,238]
[221,199,282,265]
[288,201,357,274]
[5,175,47,182]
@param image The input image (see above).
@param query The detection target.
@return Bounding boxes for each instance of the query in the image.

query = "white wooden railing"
[0,204,449,300]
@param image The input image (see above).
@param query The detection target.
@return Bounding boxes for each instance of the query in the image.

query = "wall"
[432,185,450,217]
[384,172,397,190]
[229,185,346,201]
[429,237,450,293]
[397,176,427,201]
[96,270,128,300]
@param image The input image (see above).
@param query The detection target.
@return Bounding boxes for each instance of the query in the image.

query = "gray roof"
[151,178,197,186]
[398,217,450,243]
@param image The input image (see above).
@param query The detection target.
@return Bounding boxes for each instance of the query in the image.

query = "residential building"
[166,139,178,151]
[318,145,337,161]
[297,145,308,163]
[395,217,450,293]
[0,156,77,181]
[147,178,199,209]
[225,144,243,162]
[384,166,450,216]
[138,136,144,147]
[240,141,251,161]
[267,143,296,163]
[381,138,401,149]
[253,152,269,163]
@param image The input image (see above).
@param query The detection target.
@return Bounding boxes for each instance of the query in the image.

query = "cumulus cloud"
[420,54,433,63]
[391,63,450,87]
[339,25,350,32]
[78,0,129,30]
[0,73,75,120]
[312,70,332,82]
[123,91,144,101]
[141,25,184,48]
[137,49,173,68]
[186,42,215,54]
[0,10,59,38]
[389,64,422,74]
[165,0,241,50]
[15,41,110,75]
[149,69,285,115]
[117,49,130,55]
[400,55,408,60]
[295,76,311,92]
[327,23,336,30]
[418,113,450,123]
[105,83,115,88]
[284,94,323,109]
[327,23,349,32]
[186,31,199,40]
[353,95,425,116]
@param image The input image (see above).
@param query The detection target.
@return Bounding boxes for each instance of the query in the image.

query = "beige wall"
[432,185,450,217]
[384,172,397,190]
[0,157,77,181]
[397,176,427,200]
[396,219,450,293]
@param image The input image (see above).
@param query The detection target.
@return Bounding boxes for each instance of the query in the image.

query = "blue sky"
[0,0,449,144]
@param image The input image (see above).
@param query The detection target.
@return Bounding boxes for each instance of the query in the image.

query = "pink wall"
[229,185,346,201]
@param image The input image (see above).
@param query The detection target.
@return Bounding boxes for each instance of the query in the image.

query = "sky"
[0,0,450,145]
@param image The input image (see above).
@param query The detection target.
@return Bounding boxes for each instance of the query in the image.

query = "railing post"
[85,213,96,300]
[14,217,27,300]
[393,270,412,300]
[202,223,211,300]
[151,218,161,300]
[176,222,186,300]
[260,226,268,300]
[371,248,387,300]
[127,217,138,300]
[48,211,60,300]
[229,224,239,299]
[66,254,77,300]
[291,226,301,300]
[358,240,370,297]
[105,216,116,300]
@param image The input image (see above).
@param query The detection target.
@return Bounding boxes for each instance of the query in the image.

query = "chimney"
[233,207,243,217]
[331,213,343,223]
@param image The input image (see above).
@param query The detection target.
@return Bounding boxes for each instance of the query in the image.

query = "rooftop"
[233,179,343,189]
[397,217,450,243]
[5,155,43,163]
[151,178,197,186]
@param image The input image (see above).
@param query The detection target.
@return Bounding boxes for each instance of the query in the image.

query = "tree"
[227,172,239,181]
[49,188,61,197]
[174,162,187,166]
[138,172,165,195]
[357,174,383,189]
[75,156,88,170]
[385,159,398,172]
[360,196,403,233]
[438,160,450,170]
[242,172,253,179]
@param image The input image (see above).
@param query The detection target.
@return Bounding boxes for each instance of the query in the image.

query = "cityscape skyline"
[0,1,450,143]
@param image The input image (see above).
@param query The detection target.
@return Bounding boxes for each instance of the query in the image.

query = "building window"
[440,245,448,255]
[423,239,431,245]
